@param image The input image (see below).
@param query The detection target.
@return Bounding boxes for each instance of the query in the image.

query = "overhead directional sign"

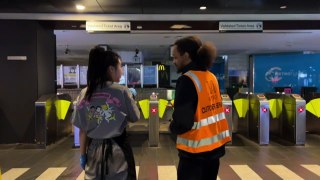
[86,21,131,32]
[219,21,263,32]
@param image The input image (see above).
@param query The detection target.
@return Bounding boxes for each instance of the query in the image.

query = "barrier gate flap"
[158,99,168,118]
[55,100,71,120]
[234,98,249,118]
[139,99,150,119]
[269,99,283,119]
[306,98,320,118]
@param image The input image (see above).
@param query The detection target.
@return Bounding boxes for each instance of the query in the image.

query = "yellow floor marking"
[230,165,263,180]
[35,167,66,180]
[2,168,30,179]
[136,166,139,179]
[266,165,303,180]
[301,164,320,176]
[76,171,85,180]
[158,165,177,180]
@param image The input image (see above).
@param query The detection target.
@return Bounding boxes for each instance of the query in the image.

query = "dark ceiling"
[2,0,320,62]
[0,0,320,14]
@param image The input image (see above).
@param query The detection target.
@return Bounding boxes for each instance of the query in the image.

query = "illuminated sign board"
[219,21,263,32]
[63,66,77,85]
[86,21,131,32]
[143,66,157,85]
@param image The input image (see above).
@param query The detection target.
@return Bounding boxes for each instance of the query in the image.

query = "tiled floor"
[1,133,320,179]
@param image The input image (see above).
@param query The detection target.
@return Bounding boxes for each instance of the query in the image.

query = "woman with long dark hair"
[72,46,140,179]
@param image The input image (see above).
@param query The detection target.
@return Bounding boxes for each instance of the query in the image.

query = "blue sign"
[210,61,225,92]
[253,53,320,93]
[143,66,157,85]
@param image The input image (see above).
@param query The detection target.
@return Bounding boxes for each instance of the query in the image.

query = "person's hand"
[80,154,87,170]
[128,88,137,98]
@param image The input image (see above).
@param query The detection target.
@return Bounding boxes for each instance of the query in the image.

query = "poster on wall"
[63,66,77,85]
[253,54,320,93]
[158,64,170,87]
[209,56,227,92]
[143,66,157,85]
[127,66,141,85]
[79,66,88,85]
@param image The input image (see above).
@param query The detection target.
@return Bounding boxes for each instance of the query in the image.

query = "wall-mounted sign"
[86,21,131,32]
[143,66,157,85]
[158,65,170,87]
[219,21,263,32]
[7,56,27,61]
[63,66,77,85]
[127,66,141,85]
[158,64,166,71]
[252,53,320,93]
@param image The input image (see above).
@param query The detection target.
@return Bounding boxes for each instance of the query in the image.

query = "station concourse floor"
[1,133,320,180]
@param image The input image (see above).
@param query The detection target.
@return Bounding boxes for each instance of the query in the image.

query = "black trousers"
[177,157,220,180]
[113,130,137,180]
[117,140,136,180]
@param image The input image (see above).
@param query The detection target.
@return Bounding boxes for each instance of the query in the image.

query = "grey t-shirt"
[72,84,140,139]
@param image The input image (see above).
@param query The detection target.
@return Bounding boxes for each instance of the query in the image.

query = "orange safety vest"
[176,70,231,153]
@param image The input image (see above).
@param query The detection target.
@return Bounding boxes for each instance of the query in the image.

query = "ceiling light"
[170,24,192,29]
[280,5,287,9]
[200,6,207,10]
[76,4,85,10]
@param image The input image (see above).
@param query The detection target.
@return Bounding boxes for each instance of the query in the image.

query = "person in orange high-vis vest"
[170,36,231,180]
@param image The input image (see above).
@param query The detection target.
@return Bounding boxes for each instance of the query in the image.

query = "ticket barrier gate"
[148,98,160,147]
[35,93,72,148]
[233,93,270,145]
[303,92,320,134]
[221,94,233,144]
[265,93,306,145]
[138,93,169,147]
[248,94,269,145]
[233,93,249,136]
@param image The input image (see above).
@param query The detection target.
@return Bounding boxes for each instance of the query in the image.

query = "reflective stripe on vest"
[178,70,231,153]
[184,71,202,92]
[177,130,230,148]
[192,112,226,130]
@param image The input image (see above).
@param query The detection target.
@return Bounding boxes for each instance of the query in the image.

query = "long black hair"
[85,46,121,101]
[174,36,217,69]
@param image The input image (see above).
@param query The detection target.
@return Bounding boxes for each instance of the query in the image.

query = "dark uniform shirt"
[170,62,226,159]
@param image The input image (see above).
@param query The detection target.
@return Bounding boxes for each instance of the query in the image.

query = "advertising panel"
[253,53,320,93]
[143,66,157,85]
[209,57,226,92]
[63,66,77,85]
[158,64,170,87]
[127,66,141,85]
